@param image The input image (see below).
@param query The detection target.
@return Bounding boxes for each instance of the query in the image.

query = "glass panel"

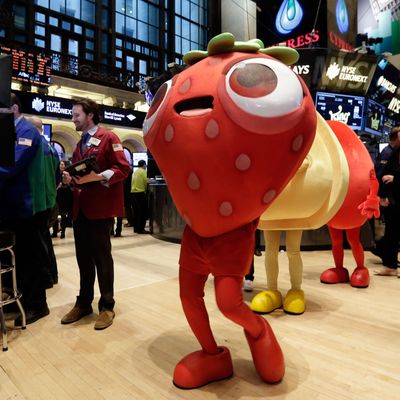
[190,23,198,41]
[149,4,158,26]
[182,19,189,37]
[138,0,148,23]
[74,24,82,34]
[51,34,62,52]
[138,21,148,41]
[116,60,122,68]
[15,34,27,43]
[35,38,45,48]
[86,28,94,38]
[139,59,147,75]
[175,16,181,36]
[116,38,123,47]
[35,0,49,6]
[86,52,94,60]
[35,25,46,36]
[35,12,45,23]
[101,9,109,28]
[116,49,123,58]
[0,30,5,38]
[68,39,79,56]
[191,2,199,21]
[182,38,190,54]
[126,16,136,37]
[175,0,181,14]
[149,25,158,45]
[126,55,134,71]
[62,21,71,30]
[115,13,124,34]
[50,0,63,13]
[125,42,132,50]
[86,40,94,50]
[14,5,26,30]
[66,0,80,17]
[116,0,124,12]
[126,0,136,18]
[49,16,59,26]
[101,33,109,53]
[82,0,95,24]
[181,0,190,18]
[175,36,181,54]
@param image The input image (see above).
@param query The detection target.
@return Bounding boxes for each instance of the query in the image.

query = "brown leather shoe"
[94,310,115,330]
[61,306,93,324]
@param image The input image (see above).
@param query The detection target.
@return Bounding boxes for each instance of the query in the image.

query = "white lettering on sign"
[291,65,310,75]
[104,111,125,122]
[46,100,72,115]
[328,105,351,123]
[377,75,397,93]
[388,97,400,114]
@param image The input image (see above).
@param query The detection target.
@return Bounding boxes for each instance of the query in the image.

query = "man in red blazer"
[61,99,130,330]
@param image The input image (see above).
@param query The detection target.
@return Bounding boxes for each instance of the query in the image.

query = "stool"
[0,230,26,351]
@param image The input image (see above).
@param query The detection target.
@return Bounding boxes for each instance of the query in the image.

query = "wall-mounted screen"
[383,115,397,136]
[132,152,148,173]
[42,123,52,143]
[315,91,365,130]
[364,99,385,136]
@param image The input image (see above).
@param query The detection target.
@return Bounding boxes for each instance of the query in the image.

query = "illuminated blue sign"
[336,0,349,33]
[275,0,304,35]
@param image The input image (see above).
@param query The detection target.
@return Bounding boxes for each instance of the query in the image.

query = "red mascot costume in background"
[320,121,380,288]
[143,33,317,389]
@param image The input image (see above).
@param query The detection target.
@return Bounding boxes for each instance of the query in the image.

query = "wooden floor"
[1,227,399,400]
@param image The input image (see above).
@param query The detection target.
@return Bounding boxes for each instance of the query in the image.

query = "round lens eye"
[147,83,168,119]
[229,64,278,98]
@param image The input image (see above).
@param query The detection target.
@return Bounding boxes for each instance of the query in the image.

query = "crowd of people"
[0,94,151,329]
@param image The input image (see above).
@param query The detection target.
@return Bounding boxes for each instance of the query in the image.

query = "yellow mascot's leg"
[283,230,305,315]
[250,230,282,313]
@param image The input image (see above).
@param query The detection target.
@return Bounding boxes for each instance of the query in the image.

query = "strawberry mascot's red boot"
[320,121,380,288]
[143,33,317,388]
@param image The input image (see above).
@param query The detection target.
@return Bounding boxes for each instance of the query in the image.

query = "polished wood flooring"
[1,227,399,400]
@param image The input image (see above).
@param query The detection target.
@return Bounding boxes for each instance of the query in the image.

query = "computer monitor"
[0,112,16,167]
[364,99,385,136]
[315,91,365,130]
[0,54,12,108]
[132,152,148,173]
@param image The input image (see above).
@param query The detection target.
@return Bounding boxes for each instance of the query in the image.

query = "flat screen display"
[364,99,385,136]
[132,152,148,173]
[42,123,52,143]
[383,115,397,136]
[315,91,365,130]
[0,54,12,108]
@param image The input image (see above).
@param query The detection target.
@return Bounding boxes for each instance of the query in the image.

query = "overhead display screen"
[318,50,377,95]
[363,98,385,136]
[315,91,365,129]
[0,46,51,86]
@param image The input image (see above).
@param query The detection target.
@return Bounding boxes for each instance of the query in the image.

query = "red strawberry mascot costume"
[320,121,380,288]
[143,33,317,388]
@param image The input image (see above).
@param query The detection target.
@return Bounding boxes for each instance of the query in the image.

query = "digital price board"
[0,46,51,86]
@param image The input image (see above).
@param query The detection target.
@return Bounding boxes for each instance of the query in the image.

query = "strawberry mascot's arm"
[321,121,379,289]
[143,32,317,389]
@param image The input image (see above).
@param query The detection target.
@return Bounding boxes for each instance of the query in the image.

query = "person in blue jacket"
[0,93,51,324]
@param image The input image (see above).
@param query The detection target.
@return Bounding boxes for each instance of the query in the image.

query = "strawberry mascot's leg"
[173,223,284,389]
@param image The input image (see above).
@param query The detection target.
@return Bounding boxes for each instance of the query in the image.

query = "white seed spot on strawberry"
[179,78,191,94]
[205,119,219,139]
[219,201,233,217]
[187,172,201,190]
[292,135,303,152]
[164,125,174,142]
[183,214,192,226]
[263,189,276,204]
[235,154,251,171]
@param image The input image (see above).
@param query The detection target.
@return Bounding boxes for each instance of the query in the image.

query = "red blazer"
[71,127,130,220]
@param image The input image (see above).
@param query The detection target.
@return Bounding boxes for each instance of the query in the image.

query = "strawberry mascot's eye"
[229,64,278,98]
[147,82,169,119]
